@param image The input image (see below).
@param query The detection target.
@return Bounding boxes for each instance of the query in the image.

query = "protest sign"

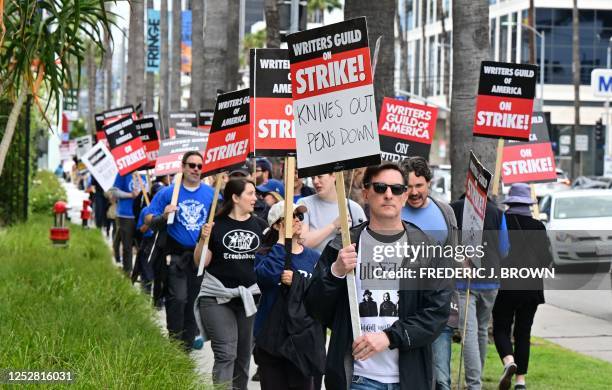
[154,137,208,176]
[168,111,197,139]
[59,141,76,161]
[174,126,209,139]
[287,17,381,177]
[134,118,160,169]
[75,135,93,159]
[378,97,437,161]
[81,142,118,192]
[473,61,538,140]
[198,110,214,132]
[502,112,557,184]
[462,152,492,254]
[95,105,135,142]
[181,10,192,73]
[202,89,250,176]
[250,48,296,156]
[104,116,149,175]
[146,9,160,73]
[143,112,162,139]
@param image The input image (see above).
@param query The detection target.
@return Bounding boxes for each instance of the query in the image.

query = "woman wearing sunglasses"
[193,178,268,390]
[253,201,325,390]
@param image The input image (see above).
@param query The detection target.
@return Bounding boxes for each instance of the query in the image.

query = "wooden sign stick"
[491,138,505,196]
[197,173,224,276]
[135,173,150,206]
[167,172,182,224]
[530,183,540,219]
[283,157,296,270]
[335,171,361,340]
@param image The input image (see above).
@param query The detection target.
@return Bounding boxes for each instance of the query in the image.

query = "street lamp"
[502,22,545,102]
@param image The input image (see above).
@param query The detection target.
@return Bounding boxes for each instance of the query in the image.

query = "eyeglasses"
[186,162,203,170]
[366,182,408,196]
[275,212,304,225]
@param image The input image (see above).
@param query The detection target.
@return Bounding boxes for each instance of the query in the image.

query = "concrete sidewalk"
[532,303,612,363]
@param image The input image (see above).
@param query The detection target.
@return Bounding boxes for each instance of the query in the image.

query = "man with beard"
[379,292,398,317]
[400,156,459,390]
[255,158,272,186]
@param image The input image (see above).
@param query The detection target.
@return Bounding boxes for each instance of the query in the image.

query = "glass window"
[500,15,508,62]
[595,10,612,29]
[535,8,553,26]
[554,196,612,219]
[551,9,572,28]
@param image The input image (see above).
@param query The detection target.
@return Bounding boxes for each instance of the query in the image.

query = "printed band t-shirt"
[354,228,406,384]
[147,183,215,248]
[206,215,267,289]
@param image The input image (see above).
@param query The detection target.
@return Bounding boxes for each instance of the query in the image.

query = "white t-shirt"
[298,194,367,254]
[353,228,406,384]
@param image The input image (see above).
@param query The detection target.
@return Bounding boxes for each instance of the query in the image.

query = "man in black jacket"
[305,163,452,390]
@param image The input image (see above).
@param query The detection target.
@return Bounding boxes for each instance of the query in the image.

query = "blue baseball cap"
[256,178,285,199]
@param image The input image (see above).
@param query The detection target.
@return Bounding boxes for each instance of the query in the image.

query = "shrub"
[30,170,68,214]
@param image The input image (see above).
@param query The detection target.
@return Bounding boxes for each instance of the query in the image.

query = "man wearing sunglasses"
[146,151,216,351]
[305,162,452,390]
[400,156,458,390]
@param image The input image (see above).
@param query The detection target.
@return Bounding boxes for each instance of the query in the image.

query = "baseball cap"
[256,158,273,173]
[267,201,308,226]
[256,178,285,198]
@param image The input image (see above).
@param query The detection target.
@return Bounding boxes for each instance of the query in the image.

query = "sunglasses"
[275,212,304,224]
[366,182,408,196]
[186,162,203,170]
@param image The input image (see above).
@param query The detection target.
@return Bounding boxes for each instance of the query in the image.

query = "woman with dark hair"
[193,177,267,390]
[493,183,553,390]
[253,201,323,390]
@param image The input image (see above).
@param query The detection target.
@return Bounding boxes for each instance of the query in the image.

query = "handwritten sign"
[287,17,381,177]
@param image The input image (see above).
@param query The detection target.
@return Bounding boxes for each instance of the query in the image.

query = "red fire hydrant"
[50,201,70,246]
[81,199,92,228]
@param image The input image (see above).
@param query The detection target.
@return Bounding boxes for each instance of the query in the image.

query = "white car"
[539,189,612,267]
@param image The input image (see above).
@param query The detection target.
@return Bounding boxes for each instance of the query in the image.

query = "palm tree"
[190,0,204,109]
[227,0,240,91]
[307,0,341,14]
[0,0,113,175]
[264,0,280,48]
[202,0,228,109]
[344,0,395,116]
[126,0,145,106]
[170,0,181,110]
[87,44,97,133]
[160,0,169,124]
[450,0,496,200]
[396,0,409,92]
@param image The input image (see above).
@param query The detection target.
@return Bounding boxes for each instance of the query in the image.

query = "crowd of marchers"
[77,155,551,390]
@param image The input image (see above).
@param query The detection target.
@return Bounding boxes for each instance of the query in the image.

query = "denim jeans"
[350,375,400,390]
[432,325,454,390]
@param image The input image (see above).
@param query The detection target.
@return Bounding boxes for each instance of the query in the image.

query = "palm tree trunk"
[170,0,182,110]
[344,0,395,117]
[87,44,97,133]
[0,82,28,176]
[450,0,495,200]
[226,0,240,91]
[145,0,155,111]
[190,0,204,110]
[264,0,280,48]
[104,23,113,109]
[160,0,169,124]
[421,0,428,97]
[126,0,146,107]
[396,2,408,92]
[571,0,579,179]
[202,0,229,109]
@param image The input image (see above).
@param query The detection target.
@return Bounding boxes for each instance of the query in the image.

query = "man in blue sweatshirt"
[146,151,215,350]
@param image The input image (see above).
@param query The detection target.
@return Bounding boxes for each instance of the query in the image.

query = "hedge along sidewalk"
[0,214,209,388]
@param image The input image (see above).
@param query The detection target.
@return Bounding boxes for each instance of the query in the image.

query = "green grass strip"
[0,214,209,389]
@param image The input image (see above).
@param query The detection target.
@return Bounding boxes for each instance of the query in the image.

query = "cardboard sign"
[502,112,557,184]
[95,105,135,142]
[168,111,197,139]
[250,48,296,156]
[104,117,148,175]
[378,97,437,161]
[473,61,537,140]
[143,112,162,139]
[135,118,160,169]
[146,9,160,73]
[75,135,93,159]
[154,137,208,176]
[81,142,118,192]
[462,152,492,250]
[59,140,77,161]
[198,110,214,132]
[202,88,250,176]
[174,126,209,139]
[287,17,381,177]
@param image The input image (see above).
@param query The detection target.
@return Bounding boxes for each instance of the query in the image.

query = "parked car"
[539,189,612,267]
[502,168,570,200]
[572,176,612,190]
[431,164,451,203]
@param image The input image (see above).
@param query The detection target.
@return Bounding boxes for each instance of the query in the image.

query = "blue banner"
[146,9,161,73]
[181,10,192,73]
